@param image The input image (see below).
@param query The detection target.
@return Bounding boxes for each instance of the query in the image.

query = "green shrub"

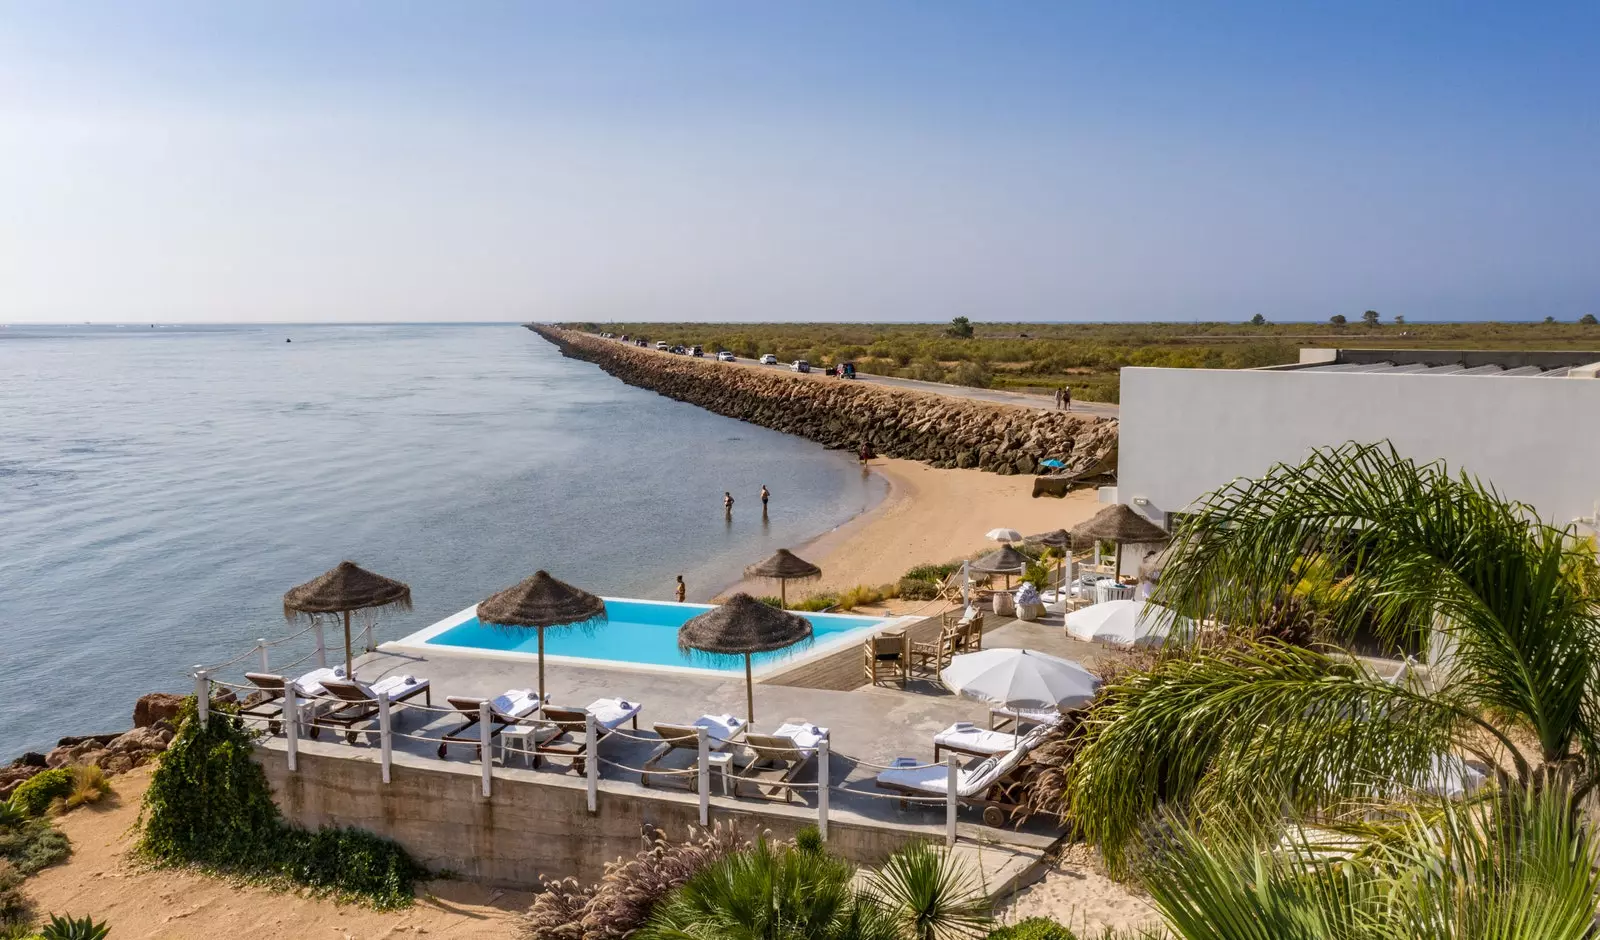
[755,596,784,609]
[904,561,961,583]
[0,861,31,934]
[988,917,1078,940]
[37,915,107,940]
[792,826,823,855]
[137,698,423,909]
[897,577,942,601]
[790,594,838,612]
[0,820,69,877]
[7,774,71,820]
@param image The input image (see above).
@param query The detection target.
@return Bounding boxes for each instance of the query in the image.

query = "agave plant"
[1138,786,1598,940]
[38,914,110,940]
[1068,442,1600,867]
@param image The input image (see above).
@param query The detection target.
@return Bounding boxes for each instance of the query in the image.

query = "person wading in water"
[675,575,686,602]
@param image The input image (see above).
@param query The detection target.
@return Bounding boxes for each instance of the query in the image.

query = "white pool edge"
[383,598,921,680]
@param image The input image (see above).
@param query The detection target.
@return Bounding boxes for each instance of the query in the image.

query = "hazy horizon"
[3,3,1596,324]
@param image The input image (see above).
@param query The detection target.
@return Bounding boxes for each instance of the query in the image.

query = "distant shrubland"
[560,318,1600,402]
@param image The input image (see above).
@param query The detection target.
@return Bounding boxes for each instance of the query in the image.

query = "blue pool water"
[420,598,888,672]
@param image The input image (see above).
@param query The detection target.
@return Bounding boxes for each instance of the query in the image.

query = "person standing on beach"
[760,485,770,512]
[675,575,686,602]
[724,491,735,514]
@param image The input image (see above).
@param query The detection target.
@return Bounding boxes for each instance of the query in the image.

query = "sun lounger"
[241,668,347,734]
[318,675,432,744]
[876,722,1051,826]
[734,722,829,804]
[531,697,644,773]
[436,689,547,758]
[641,714,746,790]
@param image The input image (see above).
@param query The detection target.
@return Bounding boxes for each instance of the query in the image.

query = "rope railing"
[262,622,321,647]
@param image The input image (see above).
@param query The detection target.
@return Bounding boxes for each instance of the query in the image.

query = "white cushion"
[369,675,427,701]
[694,713,745,743]
[772,721,829,751]
[490,689,541,718]
[934,722,1018,756]
[587,697,642,730]
[293,666,345,697]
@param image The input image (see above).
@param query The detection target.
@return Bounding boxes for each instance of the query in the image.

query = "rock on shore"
[531,327,1118,478]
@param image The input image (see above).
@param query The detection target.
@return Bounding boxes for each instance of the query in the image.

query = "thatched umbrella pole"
[477,570,607,714]
[284,561,412,681]
[745,549,821,612]
[679,594,813,725]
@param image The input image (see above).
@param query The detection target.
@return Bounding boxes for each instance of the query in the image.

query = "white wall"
[1120,367,1600,528]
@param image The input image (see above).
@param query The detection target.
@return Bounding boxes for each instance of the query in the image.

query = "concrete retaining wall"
[258,744,940,889]
[531,326,1118,478]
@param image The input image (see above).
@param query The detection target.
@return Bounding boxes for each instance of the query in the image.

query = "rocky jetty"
[531,327,1118,478]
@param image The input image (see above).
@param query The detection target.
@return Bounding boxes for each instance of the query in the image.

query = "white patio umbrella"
[940,648,1101,711]
[985,527,1023,543]
[1065,599,1189,647]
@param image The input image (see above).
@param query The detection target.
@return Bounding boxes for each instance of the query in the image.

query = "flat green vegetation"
[562,318,1600,402]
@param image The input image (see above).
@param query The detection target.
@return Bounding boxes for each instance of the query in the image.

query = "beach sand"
[719,457,1103,607]
[992,846,1164,936]
[25,765,532,939]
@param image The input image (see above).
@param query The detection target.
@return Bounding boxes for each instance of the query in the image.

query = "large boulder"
[0,764,44,800]
[45,741,106,769]
[133,692,185,728]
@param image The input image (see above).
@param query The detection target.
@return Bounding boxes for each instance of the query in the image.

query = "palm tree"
[1138,786,1598,940]
[637,836,987,940]
[1068,442,1600,867]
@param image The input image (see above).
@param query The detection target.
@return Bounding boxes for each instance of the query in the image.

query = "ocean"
[0,324,885,757]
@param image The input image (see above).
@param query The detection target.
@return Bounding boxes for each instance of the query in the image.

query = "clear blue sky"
[2,2,1595,323]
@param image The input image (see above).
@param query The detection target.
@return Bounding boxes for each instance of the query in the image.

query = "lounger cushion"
[875,757,1000,797]
[771,722,828,752]
[293,666,346,697]
[990,706,1060,727]
[694,714,745,743]
[491,689,541,718]
[934,722,1018,755]
[368,675,428,701]
[587,697,641,730]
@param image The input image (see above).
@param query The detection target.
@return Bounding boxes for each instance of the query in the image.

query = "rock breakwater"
[532,326,1118,478]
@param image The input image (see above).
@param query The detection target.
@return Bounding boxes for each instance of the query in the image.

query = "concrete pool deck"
[239,612,1139,888]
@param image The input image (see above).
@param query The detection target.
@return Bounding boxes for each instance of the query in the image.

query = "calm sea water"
[0,324,884,757]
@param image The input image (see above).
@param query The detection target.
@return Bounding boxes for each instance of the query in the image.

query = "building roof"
[1284,348,1600,379]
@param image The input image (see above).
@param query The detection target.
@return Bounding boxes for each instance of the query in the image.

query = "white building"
[1116,348,1600,544]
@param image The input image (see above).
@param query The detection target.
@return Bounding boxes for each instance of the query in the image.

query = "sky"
[1,2,1596,324]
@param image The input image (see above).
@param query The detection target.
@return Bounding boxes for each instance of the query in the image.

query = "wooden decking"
[763,611,955,691]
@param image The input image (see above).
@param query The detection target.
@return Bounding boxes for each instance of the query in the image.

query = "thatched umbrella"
[1026,529,1073,590]
[1070,504,1169,577]
[972,543,1030,589]
[678,593,812,722]
[744,548,822,609]
[478,570,607,710]
[284,561,412,679]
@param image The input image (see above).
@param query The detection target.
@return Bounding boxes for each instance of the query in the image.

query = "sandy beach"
[719,457,1103,607]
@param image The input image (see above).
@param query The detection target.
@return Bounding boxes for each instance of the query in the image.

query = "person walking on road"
[1063,385,1072,412]
[675,575,687,603]
[1053,387,1063,409]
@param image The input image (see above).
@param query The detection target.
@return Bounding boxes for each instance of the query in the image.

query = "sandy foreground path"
[719,457,1104,603]
[26,766,532,940]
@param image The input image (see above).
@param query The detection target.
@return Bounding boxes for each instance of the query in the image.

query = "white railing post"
[257,638,270,674]
[313,621,328,669]
[945,753,958,846]
[817,738,830,841]
[285,686,299,773]
[193,667,210,730]
[378,695,392,784]
[585,714,598,813]
[361,619,374,652]
[697,726,710,826]
[479,702,493,798]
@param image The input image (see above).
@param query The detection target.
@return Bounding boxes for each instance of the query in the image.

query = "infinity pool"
[397,598,894,674]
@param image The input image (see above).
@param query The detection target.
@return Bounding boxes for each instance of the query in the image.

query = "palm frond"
[862,840,990,940]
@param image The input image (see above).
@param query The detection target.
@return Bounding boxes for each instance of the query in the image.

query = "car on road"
[690,345,704,357]
[716,351,736,362]
[655,341,669,350]
[791,360,810,373]
[759,354,778,365]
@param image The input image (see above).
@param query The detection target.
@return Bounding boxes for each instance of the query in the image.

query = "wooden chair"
[961,615,985,652]
[912,626,962,675]
[863,631,908,687]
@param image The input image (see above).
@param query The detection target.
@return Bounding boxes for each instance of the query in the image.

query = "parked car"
[791,360,810,373]
[834,362,857,379]
[759,354,778,365]
[716,351,736,362]
[670,345,687,354]
[690,345,704,357]
[655,341,669,350]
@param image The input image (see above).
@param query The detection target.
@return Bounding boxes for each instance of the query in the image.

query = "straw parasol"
[678,593,812,722]
[477,570,607,710]
[1069,503,1169,575]
[284,561,412,679]
[1026,529,1073,590]
[972,543,1030,589]
[743,548,822,609]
